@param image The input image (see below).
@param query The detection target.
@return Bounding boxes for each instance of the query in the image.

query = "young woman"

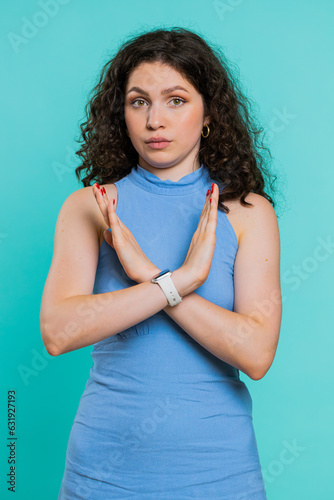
[41,27,282,499]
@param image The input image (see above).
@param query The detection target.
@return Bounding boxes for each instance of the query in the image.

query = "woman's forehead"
[125,62,195,93]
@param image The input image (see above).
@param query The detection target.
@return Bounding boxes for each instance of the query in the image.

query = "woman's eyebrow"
[126,85,189,95]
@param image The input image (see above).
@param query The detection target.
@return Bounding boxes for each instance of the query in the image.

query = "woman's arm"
[40,189,192,356]
[158,194,282,380]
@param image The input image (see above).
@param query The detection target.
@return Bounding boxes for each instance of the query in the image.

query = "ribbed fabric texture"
[58,163,267,499]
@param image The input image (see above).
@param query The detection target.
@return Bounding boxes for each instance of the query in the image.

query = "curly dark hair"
[74,27,278,214]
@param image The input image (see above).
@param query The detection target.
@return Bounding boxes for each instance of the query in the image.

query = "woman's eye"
[171,98,185,106]
[131,98,185,107]
[131,99,146,107]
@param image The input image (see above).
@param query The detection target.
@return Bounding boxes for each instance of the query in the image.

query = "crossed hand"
[92,181,218,289]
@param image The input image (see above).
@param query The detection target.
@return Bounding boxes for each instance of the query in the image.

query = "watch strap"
[155,273,182,307]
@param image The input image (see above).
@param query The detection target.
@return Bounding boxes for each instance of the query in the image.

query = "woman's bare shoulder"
[223,193,277,246]
[65,183,118,248]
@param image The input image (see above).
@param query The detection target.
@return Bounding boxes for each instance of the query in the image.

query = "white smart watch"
[151,269,182,307]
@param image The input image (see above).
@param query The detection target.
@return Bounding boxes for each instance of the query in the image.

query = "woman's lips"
[146,141,171,149]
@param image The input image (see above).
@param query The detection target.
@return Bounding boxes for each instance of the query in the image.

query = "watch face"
[152,269,170,280]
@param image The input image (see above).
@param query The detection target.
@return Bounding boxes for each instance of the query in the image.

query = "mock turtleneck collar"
[127,163,211,196]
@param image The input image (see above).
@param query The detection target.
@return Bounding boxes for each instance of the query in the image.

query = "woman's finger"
[106,198,123,239]
[100,186,110,207]
[103,228,114,248]
[93,184,111,226]
[93,183,106,207]
[205,184,218,233]
[197,186,214,233]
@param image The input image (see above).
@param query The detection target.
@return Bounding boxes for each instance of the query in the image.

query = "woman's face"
[124,61,210,174]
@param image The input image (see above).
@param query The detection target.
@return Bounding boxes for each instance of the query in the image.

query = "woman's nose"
[147,103,165,128]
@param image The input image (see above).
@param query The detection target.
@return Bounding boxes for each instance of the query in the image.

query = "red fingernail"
[101,187,106,195]
[95,183,100,189]
[211,183,214,194]
[206,189,210,196]
[113,199,115,205]
[210,198,212,203]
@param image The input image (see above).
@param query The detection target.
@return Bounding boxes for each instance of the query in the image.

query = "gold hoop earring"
[201,124,210,138]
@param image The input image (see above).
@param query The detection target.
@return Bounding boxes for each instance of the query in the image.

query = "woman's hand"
[180,183,218,289]
[92,184,159,283]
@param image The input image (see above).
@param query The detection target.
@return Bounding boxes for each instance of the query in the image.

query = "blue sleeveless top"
[58,163,267,499]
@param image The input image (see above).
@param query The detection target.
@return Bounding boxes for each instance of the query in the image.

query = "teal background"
[1,1,333,498]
